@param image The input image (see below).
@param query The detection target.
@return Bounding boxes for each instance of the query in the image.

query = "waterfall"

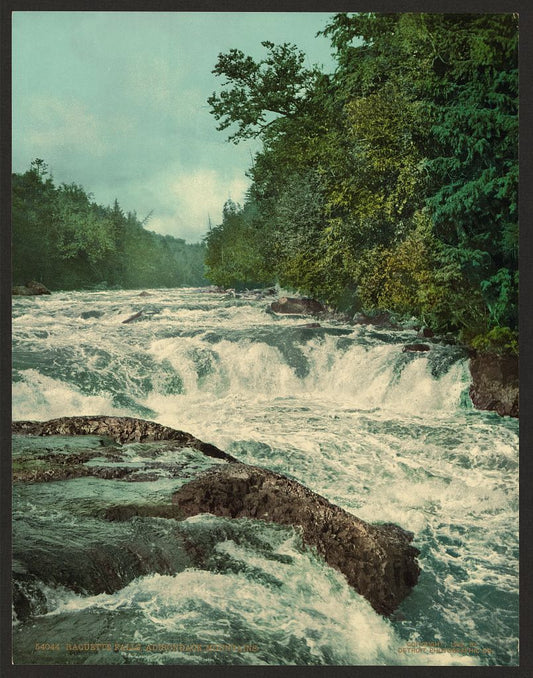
[11,288,519,666]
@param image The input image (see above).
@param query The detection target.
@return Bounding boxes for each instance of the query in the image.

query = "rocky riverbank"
[12,280,51,295]
[469,351,519,418]
[264,292,519,418]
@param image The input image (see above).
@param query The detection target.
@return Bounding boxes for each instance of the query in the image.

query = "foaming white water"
[147,337,302,399]
[44,517,478,666]
[13,287,469,419]
[301,336,469,413]
[12,288,519,666]
[145,332,469,414]
[13,370,126,420]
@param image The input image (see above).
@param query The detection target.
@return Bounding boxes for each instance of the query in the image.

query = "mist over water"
[12,288,519,665]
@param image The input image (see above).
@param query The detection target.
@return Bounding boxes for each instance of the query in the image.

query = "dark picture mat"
[1,1,531,677]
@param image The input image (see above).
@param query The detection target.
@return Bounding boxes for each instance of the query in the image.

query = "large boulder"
[12,416,421,617]
[12,280,51,296]
[270,297,325,315]
[469,351,519,418]
[172,463,421,616]
[12,415,236,462]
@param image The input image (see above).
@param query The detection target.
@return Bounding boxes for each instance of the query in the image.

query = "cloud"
[12,12,337,248]
[124,55,180,108]
[17,95,134,160]
[145,166,250,242]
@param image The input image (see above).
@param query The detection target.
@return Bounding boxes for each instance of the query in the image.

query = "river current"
[11,288,519,666]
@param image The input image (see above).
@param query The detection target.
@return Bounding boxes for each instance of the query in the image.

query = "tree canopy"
[204,12,518,349]
[12,160,207,290]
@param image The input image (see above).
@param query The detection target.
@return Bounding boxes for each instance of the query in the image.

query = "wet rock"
[80,310,104,319]
[138,291,152,297]
[13,280,51,296]
[12,418,420,616]
[270,297,326,315]
[469,351,519,418]
[12,573,49,621]
[420,327,434,338]
[12,416,237,462]
[12,522,193,620]
[13,443,218,484]
[122,309,144,324]
[104,503,184,521]
[172,463,421,616]
[14,465,92,483]
[402,343,431,353]
[247,287,277,297]
[13,447,136,483]
[353,312,400,329]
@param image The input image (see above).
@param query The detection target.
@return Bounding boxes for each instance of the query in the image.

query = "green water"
[12,288,519,665]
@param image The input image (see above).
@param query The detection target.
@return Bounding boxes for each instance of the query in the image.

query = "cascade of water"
[13,290,471,421]
[11,289,519,666]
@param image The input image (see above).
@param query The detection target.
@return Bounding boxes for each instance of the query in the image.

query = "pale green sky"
[12,12,336,242]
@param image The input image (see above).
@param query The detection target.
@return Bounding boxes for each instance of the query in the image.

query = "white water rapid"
[12,288,519,666]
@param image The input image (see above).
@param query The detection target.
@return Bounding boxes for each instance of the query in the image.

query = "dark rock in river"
[13,416,421,617]
[241,287,277,300]
[12,522,194,621]
[204,285,226,293]
[172,463,421,616]
[80,310,105,319]
[353,311,400,330]
[402,343,431,353]
[12,280,51,296]
[270,297,325,315]
[469,351,519,418]
[122,309,144,324]
[12,573,49,621]
[12,415,237,462]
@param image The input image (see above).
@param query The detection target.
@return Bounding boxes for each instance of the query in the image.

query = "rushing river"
[12,287,519,666]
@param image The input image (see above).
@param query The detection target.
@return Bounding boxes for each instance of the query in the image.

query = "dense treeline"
[204,13,518,351]
[12,159,207,290]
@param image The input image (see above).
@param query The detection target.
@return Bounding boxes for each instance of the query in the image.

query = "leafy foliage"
[208,41,323,143]
[12,161,207,290]
[203,200,270,289]
[203,13,518,346]
[470,326,519,355]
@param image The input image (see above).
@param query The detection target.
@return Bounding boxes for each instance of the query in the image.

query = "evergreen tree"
[12,161,208,290]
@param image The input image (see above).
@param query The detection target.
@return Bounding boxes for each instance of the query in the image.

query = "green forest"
[204,13,518,352]
[12,159,207,290]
